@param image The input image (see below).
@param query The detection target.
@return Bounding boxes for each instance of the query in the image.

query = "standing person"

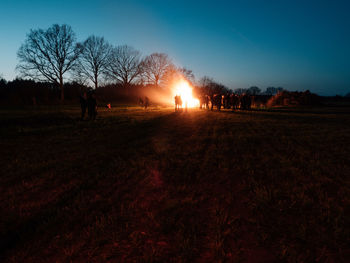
[205,95,209,109]
[144,96,150,109]
[87,92,97,120]
[138,97,144,107]
[241,93,247,110]
[80,91,87,120]
[175,95,179,111]
[225,92,230,109]
[231,94,239,110]
[247,95,252,110]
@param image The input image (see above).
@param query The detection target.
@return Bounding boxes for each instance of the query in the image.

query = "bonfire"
[173,79,199,108]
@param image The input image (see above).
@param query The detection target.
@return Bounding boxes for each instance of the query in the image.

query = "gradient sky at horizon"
[0,0,349,95]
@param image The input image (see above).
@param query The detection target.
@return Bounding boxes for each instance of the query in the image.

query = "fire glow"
[173,79,199,108]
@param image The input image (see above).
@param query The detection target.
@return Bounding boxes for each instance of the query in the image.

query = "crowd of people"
[174,95,183,111]
[199,93,253,111]
[79,90,256,119]
[138,96,150,109]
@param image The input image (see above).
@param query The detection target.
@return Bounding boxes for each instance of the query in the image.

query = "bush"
[267,90,321,107]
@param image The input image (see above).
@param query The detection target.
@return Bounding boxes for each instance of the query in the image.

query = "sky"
[0,0,349,95]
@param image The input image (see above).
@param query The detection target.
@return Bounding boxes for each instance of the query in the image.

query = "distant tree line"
[0,78,84,105]
[15,24,196,102]
[3,23,333,106]
[233,86,284,96]
[266,90,321,107]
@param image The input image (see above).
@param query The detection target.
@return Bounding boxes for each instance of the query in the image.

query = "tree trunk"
[94,73,98,89]
[124,81,129,95]
[60,75,64,102]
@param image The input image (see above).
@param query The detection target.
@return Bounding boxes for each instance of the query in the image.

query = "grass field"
[1,105,350,262]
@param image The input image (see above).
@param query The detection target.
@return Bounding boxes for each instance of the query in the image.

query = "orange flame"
[173,79,199,108]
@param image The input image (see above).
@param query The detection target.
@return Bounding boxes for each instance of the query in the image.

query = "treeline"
[0,78,171,106]
[0,78,83,105]
[2,23,333,107]
[0,77,334,107]
[267,90,321,107]
[0,23,287,106]
[14,24,197,102]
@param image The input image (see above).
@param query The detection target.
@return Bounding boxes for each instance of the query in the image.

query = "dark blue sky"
[1,0,349,95]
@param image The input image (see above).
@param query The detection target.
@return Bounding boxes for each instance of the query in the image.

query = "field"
[1,105,350,262]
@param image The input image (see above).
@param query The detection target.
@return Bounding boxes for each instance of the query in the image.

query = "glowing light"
[174,79,199,108]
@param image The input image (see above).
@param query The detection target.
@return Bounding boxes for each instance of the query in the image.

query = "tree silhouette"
[199,76,213,87]
[157,65,196,89]
[105,45,142,88]
[160,64,178,87]
[140,53,173,87]
[248,86,261,95]
[0,76,6,88]
[17,24,81,101]
[234,88,247,95]
[199,76,227,95]
[265,87,278,95]
[276,87,284,93]
[178,67,195,84]
[74,35,112,89]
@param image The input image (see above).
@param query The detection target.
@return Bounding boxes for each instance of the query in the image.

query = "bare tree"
[0,75,6,87]
[264,87,278,95]
[17,24,81,101]
[105,45,142,88]
[74,35,112,89]
[199,76,213,88]
[248,86,261,95]
[140,53,173,87]
[276,87,284,93]
[234,88,247,95]
[159,64,195,87]
[199,76,214,94]
[161,66,195,88]
[199,76,227,95]
[178,67,195,84]
[160,64,179,88]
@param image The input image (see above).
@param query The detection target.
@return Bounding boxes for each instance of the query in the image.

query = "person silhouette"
[144,96,150,109]
[174,95,179,111]
[87,92,97,120]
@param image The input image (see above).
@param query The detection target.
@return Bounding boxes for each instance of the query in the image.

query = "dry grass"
[0,105,349,262]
